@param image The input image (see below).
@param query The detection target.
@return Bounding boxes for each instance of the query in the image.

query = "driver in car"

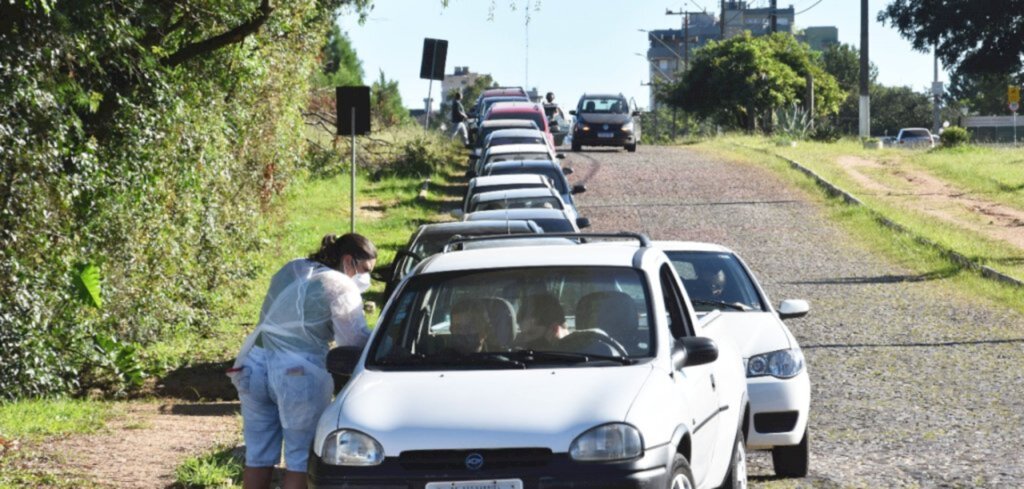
[449,299,491,354]
[514,293,568,350]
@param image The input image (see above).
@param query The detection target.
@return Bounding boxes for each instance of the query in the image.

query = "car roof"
[488,102,544,113]
[488,128,547,138]
[479,119,538,128]
[466,207,570,221]
[481,87,527,97]
[653,240,734,254]
[484,143,551,155]
[471,187,560,203]
[579,93,626,99]
[417,220,539,235]
[419,241,640,274]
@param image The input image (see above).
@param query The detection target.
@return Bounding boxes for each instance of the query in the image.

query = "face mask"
[353,272,371,293]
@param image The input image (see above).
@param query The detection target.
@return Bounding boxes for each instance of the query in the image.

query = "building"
[441,66,480,99]
[722,1,794,38]
[801,26,839,51]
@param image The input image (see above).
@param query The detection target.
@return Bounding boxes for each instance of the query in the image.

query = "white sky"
[338,0,940,110]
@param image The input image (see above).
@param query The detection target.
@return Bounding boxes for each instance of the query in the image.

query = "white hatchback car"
[657,241,811,477]
[310,233,749,489]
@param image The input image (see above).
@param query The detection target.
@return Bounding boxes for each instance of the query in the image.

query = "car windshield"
[485,153,551,164]
[579,97,628,114]
[368,266,654,370]
[664,251,766,312]
[473,197,563,212]
[901,129,930,138]
[489,166,567,195]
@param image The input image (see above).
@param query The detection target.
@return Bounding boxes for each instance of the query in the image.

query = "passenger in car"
[448,299,491,354]
[514,293,568,350]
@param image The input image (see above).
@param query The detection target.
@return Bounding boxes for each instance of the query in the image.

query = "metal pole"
[684,12,690,71]
[858,0,870,138]
[932,45,941,134]
[770,0,777,33]
[1015,111,1018,146]
[424,78,433,131]
[350,107,356,234]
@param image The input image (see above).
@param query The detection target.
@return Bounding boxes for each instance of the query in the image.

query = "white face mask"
[353,272,371,293]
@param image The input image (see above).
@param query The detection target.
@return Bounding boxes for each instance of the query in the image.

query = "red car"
[481,101,554,149]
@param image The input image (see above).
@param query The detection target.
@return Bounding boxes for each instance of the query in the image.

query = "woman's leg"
[243,467,274,489]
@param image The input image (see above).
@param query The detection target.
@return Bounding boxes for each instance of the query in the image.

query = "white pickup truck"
[310,233,749,489]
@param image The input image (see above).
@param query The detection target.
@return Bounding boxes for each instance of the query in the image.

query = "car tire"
[571,140,581,152]
[626,143,637,152]
[717,429,747,489]
[668,453,696,489]
[771,427,809,478]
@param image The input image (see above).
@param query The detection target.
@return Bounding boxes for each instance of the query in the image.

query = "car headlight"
[621,121,634,133]
[321,429,384,466]
[746,348,804,379]
[569,423,643,461]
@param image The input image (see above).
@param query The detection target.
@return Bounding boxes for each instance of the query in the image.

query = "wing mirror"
[327,346,362,377]
[562,166,574,175]
[556,153,566,159]
[672,337,719,370]
[632,110,642,117]
[571,184,587,194]
[778,299,810,319]
[576,217,591,229]
[569,110,577,115]
[450,208,466,219]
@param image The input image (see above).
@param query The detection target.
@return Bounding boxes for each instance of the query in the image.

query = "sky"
[338,0,941,111]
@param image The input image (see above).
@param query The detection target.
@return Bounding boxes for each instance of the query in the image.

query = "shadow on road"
[160,402,240,416]
[803,337,1024,350]
[784,267,961,285]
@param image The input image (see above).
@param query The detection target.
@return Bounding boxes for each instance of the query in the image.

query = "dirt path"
[37,401,240,488]
[836,156,1024,249]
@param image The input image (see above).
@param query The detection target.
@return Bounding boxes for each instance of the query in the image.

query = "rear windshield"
[489,112,545,131]
[901,129,930,138]
[490,136,547,147]
[472,196,564,212]
[489,166,567,195]
[485,153,550,164]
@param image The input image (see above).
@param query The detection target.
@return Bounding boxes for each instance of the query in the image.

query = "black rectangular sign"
[336,86,371,136]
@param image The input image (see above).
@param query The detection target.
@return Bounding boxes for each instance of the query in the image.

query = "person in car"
[449,299,491,354]
[229,233,377,489]
[514,293,568,350]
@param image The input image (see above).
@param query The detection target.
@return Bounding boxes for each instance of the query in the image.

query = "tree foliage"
[947,71,1018,116]
[316,24,364,87]
[0,0,368,398]
[879,1,1024,78]
[662,32,844,131]
[371,70,411,128]
[869,85,932,136]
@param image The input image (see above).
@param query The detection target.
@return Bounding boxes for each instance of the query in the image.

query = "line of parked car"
[305,87,812,489]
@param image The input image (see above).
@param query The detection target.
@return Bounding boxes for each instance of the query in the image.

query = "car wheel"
[717,430,747,489]
[668,453,695,489]
[626,143,637,152]
[771,427,809,477]
[571,140,581,152]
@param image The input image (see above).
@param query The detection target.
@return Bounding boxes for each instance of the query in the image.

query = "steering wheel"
[559,329,629,358]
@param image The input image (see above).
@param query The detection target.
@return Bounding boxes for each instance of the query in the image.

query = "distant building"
[723,1,794,38]
[441,66,481,99]
[801,26,839,51]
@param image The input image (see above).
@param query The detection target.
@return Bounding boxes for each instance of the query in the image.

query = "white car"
[464,207,589,233]
[896,127,935,148]
[472,143,562,178]
[311,233,750,489]
[657,241,811,477]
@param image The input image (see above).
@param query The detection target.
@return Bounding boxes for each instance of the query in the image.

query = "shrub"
[940,126,970,147]
[810,124,842,143]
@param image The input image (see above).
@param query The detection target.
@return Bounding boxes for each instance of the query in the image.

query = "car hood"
[576,113,631,125]
[701,311,793,358]
[327,364,655,454]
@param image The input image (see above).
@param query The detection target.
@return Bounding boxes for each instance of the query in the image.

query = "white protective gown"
[231,259,370,428]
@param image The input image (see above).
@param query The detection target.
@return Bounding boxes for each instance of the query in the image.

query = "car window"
[473,197,563,212]
[368,266,654,370]
[579,98,628,114]
[489,167,567,195]
[664,251,766,312]
[491,136,546,146]
[486,153,551,164]
[901,129,930,138]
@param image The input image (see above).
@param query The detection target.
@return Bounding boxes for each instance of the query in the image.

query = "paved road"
[565,145,1024,488]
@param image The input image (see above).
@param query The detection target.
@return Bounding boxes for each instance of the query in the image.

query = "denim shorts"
[234,346,332,472]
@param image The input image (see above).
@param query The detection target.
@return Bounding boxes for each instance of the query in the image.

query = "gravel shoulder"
[567,145,1024,488]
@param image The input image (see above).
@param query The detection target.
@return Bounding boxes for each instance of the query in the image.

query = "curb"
[417,177,430,200]
[734,143,1024,289]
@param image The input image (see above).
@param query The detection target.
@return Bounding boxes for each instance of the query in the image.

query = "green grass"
[172,445,242,489]
[0,398,110,441]
[698,138,1024,315]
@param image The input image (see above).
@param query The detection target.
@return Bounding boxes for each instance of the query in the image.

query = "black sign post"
[419,38,448,130]
[336,86,371,233]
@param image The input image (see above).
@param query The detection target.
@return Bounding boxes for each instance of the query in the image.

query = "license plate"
[597,132,614,138]
[425,480,523,489]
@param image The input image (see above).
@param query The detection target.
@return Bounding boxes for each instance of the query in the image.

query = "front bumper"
[309,443,673,489]
[573,130,635,147]
[745,370,811,449]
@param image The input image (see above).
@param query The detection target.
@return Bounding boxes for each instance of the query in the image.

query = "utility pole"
[932,45,942,134]
[858,0,870,138]
[720,0,726,39]
[770,0,777,33]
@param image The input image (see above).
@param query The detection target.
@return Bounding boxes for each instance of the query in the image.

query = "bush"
[810,124,842,143]
[940,126,970,147]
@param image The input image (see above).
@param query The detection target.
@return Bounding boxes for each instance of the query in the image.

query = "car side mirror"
[672,337,719,370]
[450,209,465,219]
[562,166,574,175]
[632,110,642,117]
[556,153,566,159]
[569,110,577,115]
[576,217,591,229]
[778,299,810,319]
[465,169,476,179]
[327,346,363,377]
[571,184,587,194]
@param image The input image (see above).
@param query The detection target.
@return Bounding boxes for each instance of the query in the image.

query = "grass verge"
[172,445,243,489]
[698,137,1024,315]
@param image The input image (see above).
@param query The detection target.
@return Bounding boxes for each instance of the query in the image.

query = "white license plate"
[425,479,523,489]
[597,132,614,138]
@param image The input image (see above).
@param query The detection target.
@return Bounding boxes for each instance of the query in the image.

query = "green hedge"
[0,1,363,398]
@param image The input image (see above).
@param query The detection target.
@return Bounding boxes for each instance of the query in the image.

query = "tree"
[663,32,844,131]
[371,70,411,128]
[821,43,878,133]
[880,1,1024,79]
[317,24,364,87]
[869,85,932,136]
[947,71,1018,116]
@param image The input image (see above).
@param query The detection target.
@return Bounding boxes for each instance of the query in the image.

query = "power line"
[796,0,826,15]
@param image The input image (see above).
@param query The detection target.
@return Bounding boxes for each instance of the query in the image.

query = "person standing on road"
[229,233,377,489]
[450,91,469,145]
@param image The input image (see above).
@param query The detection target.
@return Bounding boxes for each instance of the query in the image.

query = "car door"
[660,264,720,486]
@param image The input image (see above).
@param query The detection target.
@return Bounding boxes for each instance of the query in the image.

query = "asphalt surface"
[565,144,1024,488]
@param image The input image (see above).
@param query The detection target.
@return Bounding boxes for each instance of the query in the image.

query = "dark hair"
[453,92,462,100]
[517,293,565,327]
[309,233,377,271]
